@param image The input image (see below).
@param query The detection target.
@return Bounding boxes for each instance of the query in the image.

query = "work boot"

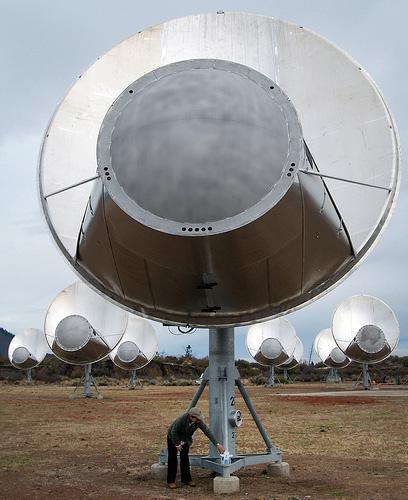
[167,483,178,489]
[184,481,196,487]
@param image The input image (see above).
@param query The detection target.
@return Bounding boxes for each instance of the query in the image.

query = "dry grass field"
[0,382,407,499]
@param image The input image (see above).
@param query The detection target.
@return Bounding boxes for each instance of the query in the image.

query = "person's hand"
[216,443,225,453]
[176,444,182,451]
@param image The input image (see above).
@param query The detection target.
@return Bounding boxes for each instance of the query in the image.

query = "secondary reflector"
[331,295,399,364]
[8,328,48,370]
[44,281,128,365]
[109,316,158,370]
[314,328,350,369]
[39,12,399,327]
[246,318,297,367]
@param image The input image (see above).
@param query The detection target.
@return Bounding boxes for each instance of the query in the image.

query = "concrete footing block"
[266,461,290,478]
[213,476,240,494]
[150,463,167,481]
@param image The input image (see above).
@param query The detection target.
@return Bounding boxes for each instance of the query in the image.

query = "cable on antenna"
[167,324,196,335]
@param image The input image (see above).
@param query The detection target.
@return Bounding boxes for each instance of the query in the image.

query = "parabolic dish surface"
[39,12,399,326]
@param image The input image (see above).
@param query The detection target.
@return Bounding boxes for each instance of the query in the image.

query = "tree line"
[1,352,407,385]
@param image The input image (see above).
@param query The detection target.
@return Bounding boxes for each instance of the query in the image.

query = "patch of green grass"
[0,455,32,468]
[327,489,348,497]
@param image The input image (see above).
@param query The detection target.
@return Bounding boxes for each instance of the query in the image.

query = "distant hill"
[0,328,13,359]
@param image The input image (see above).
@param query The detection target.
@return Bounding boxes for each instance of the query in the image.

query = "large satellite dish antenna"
[39,13,399,329]
[8,328,48,384]
[332,295,399,389]
[314,328,351,383]
[109,317,158,389]
[280,337,303,382]
[37,11,400,490]
[246,318,297,386]
[45,281,128,398]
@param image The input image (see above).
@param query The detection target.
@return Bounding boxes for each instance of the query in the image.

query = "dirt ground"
[0,382,407,499]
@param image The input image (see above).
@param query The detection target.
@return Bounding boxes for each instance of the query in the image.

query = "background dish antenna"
[314,328,351,383]
[44,281,128,398]
[280,337,303,382]
[332,295,399,389]
[246,318,297,386]
[8,328,48,384]
[109,316,158,389]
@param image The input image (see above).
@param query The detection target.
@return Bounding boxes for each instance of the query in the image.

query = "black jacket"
[167,412,218,446]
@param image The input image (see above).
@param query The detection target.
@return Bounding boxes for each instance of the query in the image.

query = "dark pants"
[167,437,192,484]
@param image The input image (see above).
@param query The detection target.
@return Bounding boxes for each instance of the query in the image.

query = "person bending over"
[167,406,225,489]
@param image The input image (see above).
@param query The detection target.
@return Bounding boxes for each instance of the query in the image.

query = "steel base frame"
[70,364,103,399]
[157,328,283,478]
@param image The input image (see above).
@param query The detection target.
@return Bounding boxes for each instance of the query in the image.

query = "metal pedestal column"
[353,363,372,390]
[208,327,236,459]
[267,366,276,386]
[83,364,94,397]
[26,368,33,385]
[128,368,143,390]
[326,368,341,383]
[282,368,293,384]
[70,364,103,399]
[362,363,372,390]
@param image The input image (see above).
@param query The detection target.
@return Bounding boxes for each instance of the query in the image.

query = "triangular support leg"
[353,363,372,390]
[267,366,279,386]
[128,368,143,390]
[189,367,278,454]
[235,371,274,452]
[283,369,294,383]
[327,367,341,383]
[70,364,103,400]
[163,328,283,478]
[187,368,209,410]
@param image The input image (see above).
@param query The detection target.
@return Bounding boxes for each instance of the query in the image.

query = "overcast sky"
[0,0,407,362]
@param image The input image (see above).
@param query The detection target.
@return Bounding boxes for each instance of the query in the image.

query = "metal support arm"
[235,376,274,452]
